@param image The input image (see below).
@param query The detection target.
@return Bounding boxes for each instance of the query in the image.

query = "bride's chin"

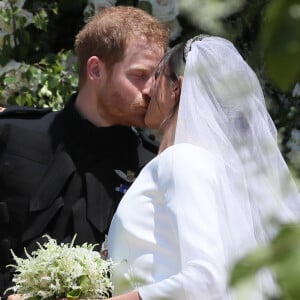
[144,116,159,130]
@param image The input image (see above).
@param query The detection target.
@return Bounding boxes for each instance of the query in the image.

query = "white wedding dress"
[108,36,300,300]
[108,143,275,300]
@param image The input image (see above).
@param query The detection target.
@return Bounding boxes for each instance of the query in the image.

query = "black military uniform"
[0,94,158,297]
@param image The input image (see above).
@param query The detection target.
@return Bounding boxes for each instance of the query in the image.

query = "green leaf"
[32,9,48,31]
[138,1,153,14]
[47,76,59,89]
[274,250,300,300]
[24,91,33,107]
[1,8,13,24]
[4,77,17,85]
[52,2,59,15]
[230,245,272,286]
[79,275,91,295]
[270,222,300,261]
[67,289,81,298]
[260,0,300,91]
[16,15,27,29]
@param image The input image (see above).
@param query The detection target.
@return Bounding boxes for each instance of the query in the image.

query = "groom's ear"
[86,56,105,81]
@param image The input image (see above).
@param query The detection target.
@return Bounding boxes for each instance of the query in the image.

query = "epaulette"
[0,106,52,118]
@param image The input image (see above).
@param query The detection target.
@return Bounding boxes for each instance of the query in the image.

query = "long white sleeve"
[138,144,228,299]
[108,144,236,299]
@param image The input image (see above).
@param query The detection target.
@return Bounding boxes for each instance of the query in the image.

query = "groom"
[0,6,168,298]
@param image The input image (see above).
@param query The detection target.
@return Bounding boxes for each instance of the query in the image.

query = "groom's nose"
[142,76,154,99]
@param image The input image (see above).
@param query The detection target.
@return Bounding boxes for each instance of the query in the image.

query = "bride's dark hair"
[153,43,186,152]
[156,42,185,85]
[153,42,185,134]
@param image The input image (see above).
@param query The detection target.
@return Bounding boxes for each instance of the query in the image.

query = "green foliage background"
[0,1,300,299]
[0,0,299,177]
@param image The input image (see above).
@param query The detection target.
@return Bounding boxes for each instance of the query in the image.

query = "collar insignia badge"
[114,169,136,182]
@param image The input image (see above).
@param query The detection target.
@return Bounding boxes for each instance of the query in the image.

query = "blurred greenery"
[231,222,300,300]
[0,1,300,298]
[260,0,300,92]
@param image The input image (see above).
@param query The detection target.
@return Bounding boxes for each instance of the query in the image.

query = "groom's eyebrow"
[127,65,154,74]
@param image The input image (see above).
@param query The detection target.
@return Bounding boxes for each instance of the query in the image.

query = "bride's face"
[145,65,178,129]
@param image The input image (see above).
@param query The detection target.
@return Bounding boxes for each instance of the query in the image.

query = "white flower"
[292,82,300,97]
[38,82,53,98]
[6,235,114,300]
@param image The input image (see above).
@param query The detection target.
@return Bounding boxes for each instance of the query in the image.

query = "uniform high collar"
[63,94,139,151]
[50,94,141,171]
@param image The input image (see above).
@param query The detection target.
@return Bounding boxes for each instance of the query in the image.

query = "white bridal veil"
[174,36,300,283]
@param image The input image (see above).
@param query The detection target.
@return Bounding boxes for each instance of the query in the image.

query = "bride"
[107,36,300,299]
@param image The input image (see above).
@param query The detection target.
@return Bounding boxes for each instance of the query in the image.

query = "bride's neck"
[158,111,178,154]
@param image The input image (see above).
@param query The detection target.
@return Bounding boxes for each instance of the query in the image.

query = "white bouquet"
[6,235,114,300]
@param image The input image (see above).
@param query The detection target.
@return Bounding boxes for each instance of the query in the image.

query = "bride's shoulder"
[159,143,216,162]
[157,143,223,178]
